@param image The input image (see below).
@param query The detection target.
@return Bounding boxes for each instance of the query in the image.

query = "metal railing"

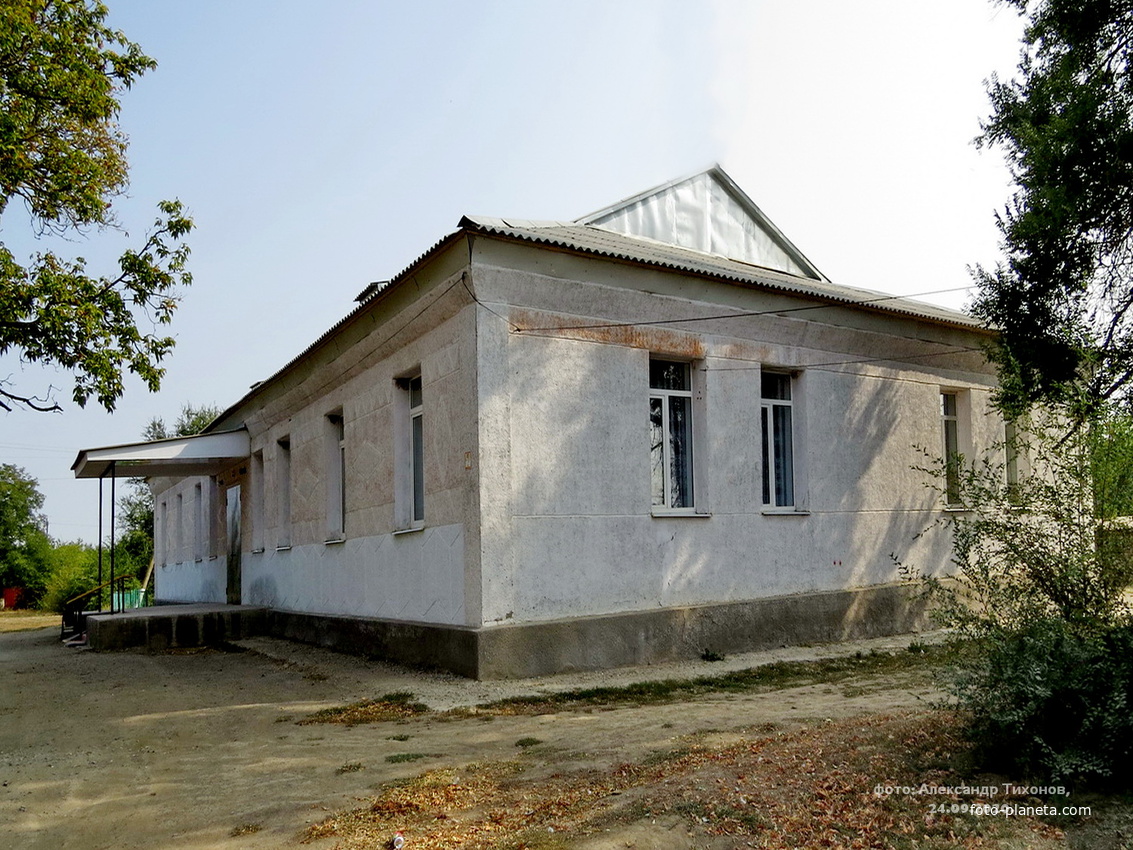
[60,574,133,641]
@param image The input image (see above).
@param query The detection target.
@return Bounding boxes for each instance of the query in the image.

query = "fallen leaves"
[302,710,1069,849]
[300,692,429,726]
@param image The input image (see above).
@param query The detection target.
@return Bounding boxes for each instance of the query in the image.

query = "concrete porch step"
[86,604,268,651]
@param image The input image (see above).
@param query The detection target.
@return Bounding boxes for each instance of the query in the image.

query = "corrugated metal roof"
[209,194,985,432]
[459,214,983,330]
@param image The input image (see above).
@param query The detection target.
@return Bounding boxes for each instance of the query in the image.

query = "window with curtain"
[650,359,694,511]
[761,372,794,508]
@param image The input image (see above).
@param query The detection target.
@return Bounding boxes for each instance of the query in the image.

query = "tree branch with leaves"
[973,0,1133,419]
[0,1,193,413]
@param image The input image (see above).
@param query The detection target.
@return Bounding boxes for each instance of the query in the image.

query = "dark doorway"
[226,484,242,605]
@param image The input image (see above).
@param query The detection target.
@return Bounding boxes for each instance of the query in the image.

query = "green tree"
[147,403,222,442]
[118,402,220,576]
[1091,406,1133,519]
[972,0,1133,418]
[38,540,98,612]
[926,419,1133,638]
[0,463,51,604]
[0,0,193,413]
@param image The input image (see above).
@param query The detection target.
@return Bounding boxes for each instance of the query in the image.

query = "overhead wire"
[509,284,976,334]
[703,344,987,373]
[460,273,521,332]
[468,280,987,371]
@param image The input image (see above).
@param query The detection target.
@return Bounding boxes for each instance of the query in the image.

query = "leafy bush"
[956,619,1133,785]
[919,417,1133,638]
[910,411,1133,785]
[39,544,99,613]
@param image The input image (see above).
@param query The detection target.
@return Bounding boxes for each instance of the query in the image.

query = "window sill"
[650,510,711,519]
[943,505,971,513]
[275,545,292,552]
[761,508,810,516]
[324,536,346,545]
[393,525,425,536]
[251,547,265,555]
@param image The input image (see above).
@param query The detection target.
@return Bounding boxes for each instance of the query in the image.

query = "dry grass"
[470,645,954,716]
[0,610,58,633]
[299,691,429,726]
[303,710,1070,849]
[302,645,953,728]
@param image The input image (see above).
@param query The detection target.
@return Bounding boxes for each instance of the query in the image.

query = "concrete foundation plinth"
[80,583,932,679]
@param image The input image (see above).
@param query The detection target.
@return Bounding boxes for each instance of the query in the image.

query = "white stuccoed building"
[73,167,1000,678]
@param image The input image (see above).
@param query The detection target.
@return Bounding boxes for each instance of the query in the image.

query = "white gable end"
[579,167,824,281]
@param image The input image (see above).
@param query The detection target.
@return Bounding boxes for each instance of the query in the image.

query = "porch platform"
[86,604,268,651]
[78,582,933,678]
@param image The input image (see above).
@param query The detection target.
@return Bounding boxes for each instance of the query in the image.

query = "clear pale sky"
[2,0,1026,543]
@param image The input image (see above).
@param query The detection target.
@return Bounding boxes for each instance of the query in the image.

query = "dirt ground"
[0,617,952,849]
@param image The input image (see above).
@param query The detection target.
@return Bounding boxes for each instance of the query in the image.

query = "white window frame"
[941,391,962,506]
[761,370,796,510]
[250,450,265,553]
[325,411,346,541]
[207,476,220,560]
[650,359,696,514]
[158,499,168,566]
[1004,419,1019,489]
[394,374,425,531]
[193,482,204,562]
[174,492,183,563]
[276,436,292,549]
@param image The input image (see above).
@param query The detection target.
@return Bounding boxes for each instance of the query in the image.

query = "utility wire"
[469,279,988,371]
[704,344,987,373]
[461,274,521,332]
[510,284,975,334]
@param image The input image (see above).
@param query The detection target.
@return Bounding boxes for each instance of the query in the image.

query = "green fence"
[111,588,148,610]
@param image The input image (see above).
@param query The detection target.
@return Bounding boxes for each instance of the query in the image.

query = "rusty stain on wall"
[510,308,706,359]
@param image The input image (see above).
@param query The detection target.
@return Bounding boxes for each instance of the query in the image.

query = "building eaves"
[458,214,985,331]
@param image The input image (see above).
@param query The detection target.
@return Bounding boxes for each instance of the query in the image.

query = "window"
[193,483,204,561]
[1003,419,1022,505]
[650,359,694,511]
[251,450,265,552]
[1004,419,1020,485]
[395,376,424,528]
[207,477,220,559]
[174,492,183,563]
[276,436,291,548]
[761,372,795,509]
[326,412,345,540]
[409,378,424,524]
[158,500,168,565]
[941,392,961,505]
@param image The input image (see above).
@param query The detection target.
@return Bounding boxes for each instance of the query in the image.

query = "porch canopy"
[72,429,250,479]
